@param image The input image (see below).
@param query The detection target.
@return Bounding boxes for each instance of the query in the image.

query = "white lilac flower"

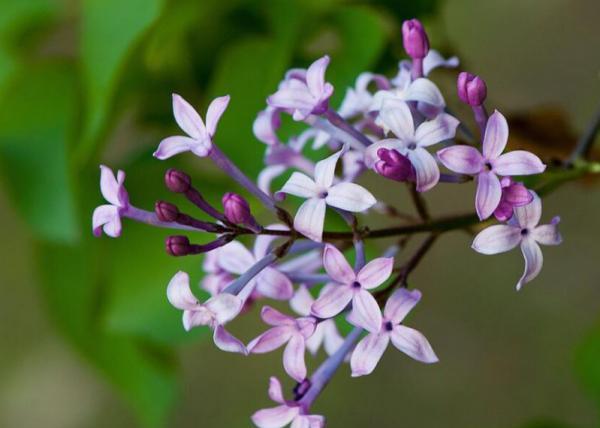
[92,165,129,238]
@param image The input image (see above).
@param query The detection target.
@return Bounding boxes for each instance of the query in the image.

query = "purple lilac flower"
[472,192,562,290]
[402,19,429,60]
[254,106,282,146]
[364,99,459,191]
[494,177,533,222]
[391,50,459,90]
[222,192,260,231]
[290,285,344,356]
[92,165,129,237]
[166,271,246,354]
[268,56,334,121]
[279,148,376,242]
[374,148,415,182]
[201,251,234,296]
[369,76,445,117]
[457,72,487,107]
[437,110,546,219]
[251,377,325,428]
[350,288,438,377]
[154,94,230,159]
[311,245,393,333]
[247,306,317,382]
[338,72,387,119]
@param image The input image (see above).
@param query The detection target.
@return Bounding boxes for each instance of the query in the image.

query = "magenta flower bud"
[166,235,191,256]
[222,192,253,225]
[374,148,415,182]
[165,169,191,193]
[457,72,487,106]
[155,201,179,222]
[402,19,429,59]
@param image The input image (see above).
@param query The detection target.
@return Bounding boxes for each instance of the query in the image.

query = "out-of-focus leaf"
[0,61,78,242]
[77,0,165,163]
[518,421,572,428]
[575,322,600,407]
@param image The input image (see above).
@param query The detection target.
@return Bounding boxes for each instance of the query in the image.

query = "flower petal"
[99,165,122,206]
[493,150,546,176]
[257,268,294,300]
[472,224,522,255]
[362,139,404,169]
[390,325,438,363]
[384,288,422,325]
[283,334,307,382]
[268,376,285,404]
[291,415,325,428]
[247,326,293,354]
[290,286,314,317]
[475,171,502,220]
[414,113,459,147]
[205,293,243,324]
[404,78,445,107]
[350,332,390,377]
[423,50,459,75]
[217,241,255,275]
[437,145,483,175]
[351,289,383,334]
[259,165,287,194]
[513,191,541,229]
[166,271,198,310]
[326,182,377,212]
[314,149,342,188]
[172,94,206,140]
[482,110,508,160]
[154,136,198,160]
[379,99,414,140]
[322,320,344,356]
[294,198,327,242]
[213,325,247,355]
[268,88,315,112]
[306,55,330,98]
[503,182,533,206]
[357,257,394,289]
[205,95,230,137]
[409,147,440,192]
[280,172,319,198]
[516,238,543,290]
[260,305,295,327]
[92,204,121,237]
[532,222,562,246]
[252,405,298,428]
[311,285,353,319]
[322,244,355,284]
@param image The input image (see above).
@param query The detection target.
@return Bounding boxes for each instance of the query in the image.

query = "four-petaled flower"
[365,99,459,191]
[437,110,546,219]
[268,55,334,121]
[311,244,393,333]
[247,306,317,382]
[472,192,562,290]
[350,288,438,377]
[279,148,376,242]
[166,271,246,354]
[92,165,129,238]
[154,94,230,159]
[251,377,325,428]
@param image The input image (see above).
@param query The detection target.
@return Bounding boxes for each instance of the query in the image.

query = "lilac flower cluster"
[92,19,562,426]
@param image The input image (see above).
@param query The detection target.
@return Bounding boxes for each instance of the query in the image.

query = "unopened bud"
[374,148,415,182]
[166,235,191,256]
[222,192,253,225]
[155,201,179,222]
[457,72,487,106]
[402,19,429,59]
[165,169,191,193]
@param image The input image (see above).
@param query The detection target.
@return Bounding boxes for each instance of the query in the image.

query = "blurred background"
[1,0,599,427]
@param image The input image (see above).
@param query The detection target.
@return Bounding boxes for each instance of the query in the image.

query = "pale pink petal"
[437,145,483,175]
[268,88,315,111]
[322,320,344,356]
[213,325,247,354]
[532,222,562,246]
[280,172,319,198]
[409,147,440,192]
[379,99,414,140]
[306,55,330,98]
[205,293,243,324]
[257,268,294,300]
[482,110,508,160]
[268,377,285,404]
[283,334,307,382]
[357,257,394,289]
[390,325,438,363]
[217,241,255,275]
[493,150,546,176]
[414,113,459,147]
[362,139,404,169]
[516,238,543,290]
[311,285,353,319]
[350,332,390,377]
[172,94,206,140]
[294,198,326,242]
[513,191,542,229]
[305,323,325,355]
[472,224,522,255]
[292,415,325,428]
[290,286,314,317]
[384,288,422,324]
[351,289,383,334]
[205,95,230,137]
[153,136,197,160]
[314,149,342,188]
[403,78,445,107]
[252,405,298,428]
[423,50,459,75]
[475,171,502,220]
[326,182,377,212]
[92,204,121,237]
[166,271,198,311]
[322,244,355,284]
[260,306,295,327]
[99,165,121,206]
[259,165,287,194]
[247,326,293,354]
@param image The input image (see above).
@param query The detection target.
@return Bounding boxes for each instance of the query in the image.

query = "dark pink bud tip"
[222,192,252,224]
[402,19,429,59]
[155,201,179,222]
[457,72,487,106]
[166,235,191,256]
[165,169,191,193]
[374,148,415,182]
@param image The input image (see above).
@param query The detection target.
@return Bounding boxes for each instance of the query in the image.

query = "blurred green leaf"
[575,321,600,407]
[0,61,78,242]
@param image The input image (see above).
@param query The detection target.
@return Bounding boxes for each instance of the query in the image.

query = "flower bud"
[166,235,191,256]
[155,201,179,222]
[457,72,487,106]
[165,169,191,193]
[222,192,253,225]
[402,19,429,59]
[374,148,415,182]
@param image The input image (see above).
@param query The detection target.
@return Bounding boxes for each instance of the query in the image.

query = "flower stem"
[323,109,373,147]
[124,206,197,231]
[566,101,600,165]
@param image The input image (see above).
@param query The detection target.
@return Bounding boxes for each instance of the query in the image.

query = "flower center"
[484,161,493,171]
[384,321,394,332]
[352,281,362,289]
[318,190,329,199]
[520,228,529,236]
[407,142,417,150]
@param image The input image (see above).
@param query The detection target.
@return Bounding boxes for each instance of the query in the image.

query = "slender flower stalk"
[223,253,280,295]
